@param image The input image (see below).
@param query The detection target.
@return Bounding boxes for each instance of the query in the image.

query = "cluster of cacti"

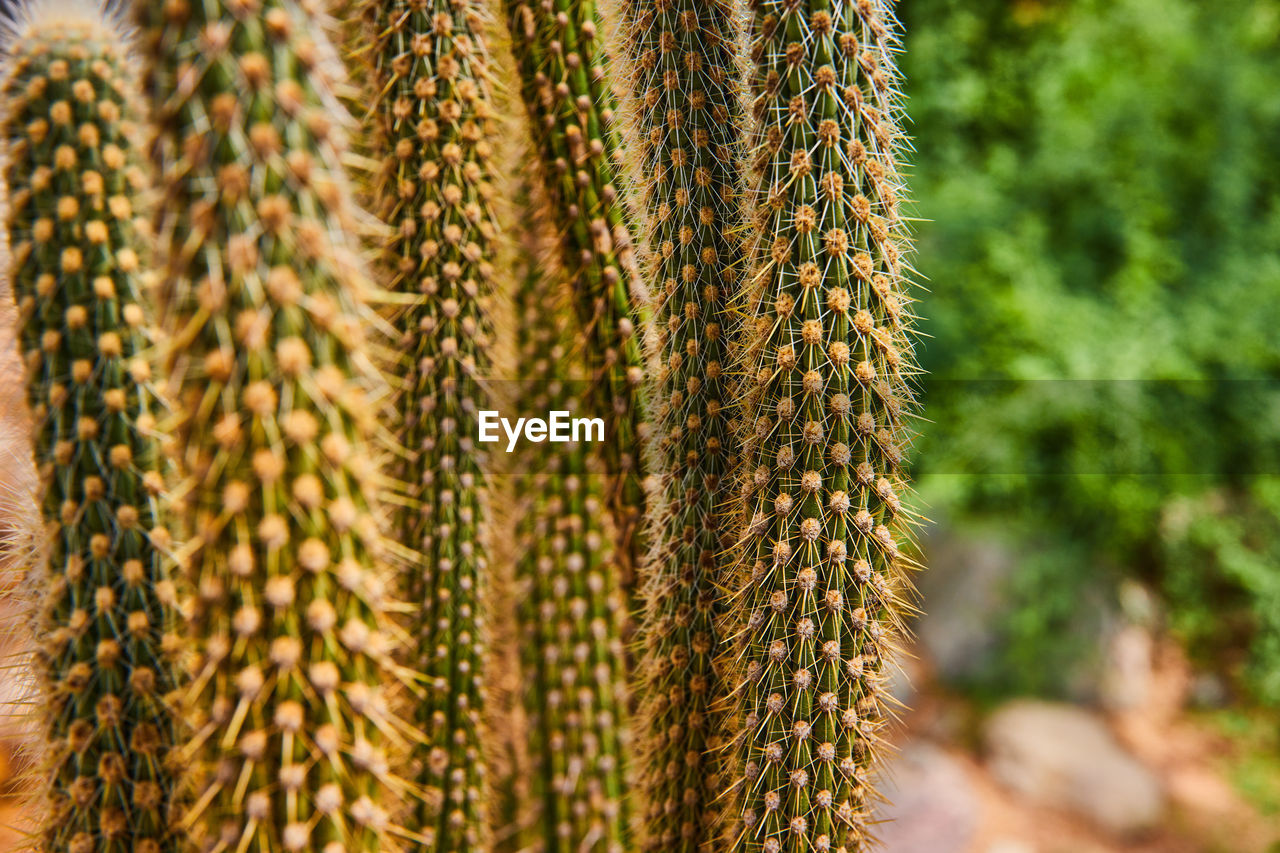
[510,212,630,853]
[726,1,919,850]
[0,0,922,851]
[359,0,501,848]
[134,0,403,848]
[612,0,746,849]
[502,0,651,586]
[3,12,182,851]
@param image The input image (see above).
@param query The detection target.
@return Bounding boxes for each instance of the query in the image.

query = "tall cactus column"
[613,0,747,850]
[504,0,650,586]
[4,11,181,852]
[510,220,630,852]
[728,1,920,851]
[361,1,500,849]
[135,1,403,849]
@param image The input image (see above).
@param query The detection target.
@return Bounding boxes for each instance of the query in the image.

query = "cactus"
[612,0,748,849]
[133,1,404,849]
[360,1,500,849]
[503,0,650,585]
[726,1,920,851]
[511,215,630,853]
[2,7,184,852]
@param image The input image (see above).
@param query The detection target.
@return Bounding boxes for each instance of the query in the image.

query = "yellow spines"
[3,7,184,851]
[134,1,403,849]
[613,0,749,850]
[361,1,501,849]
[726,1,922,851]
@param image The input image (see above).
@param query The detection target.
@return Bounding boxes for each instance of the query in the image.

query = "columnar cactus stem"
[503,0,650,584]
[728,1,920,851]
[134,1,403,849]
[613,0,747,849]
[3,8,182,851]
[361,1,500,849]
[512,225,629,853]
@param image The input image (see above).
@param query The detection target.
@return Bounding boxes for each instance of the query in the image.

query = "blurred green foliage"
[901,0,1280,701]
[1207,708,1280,816]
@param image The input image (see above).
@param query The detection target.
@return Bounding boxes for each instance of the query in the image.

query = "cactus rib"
[727,1,921,851]
[4,9,182,851]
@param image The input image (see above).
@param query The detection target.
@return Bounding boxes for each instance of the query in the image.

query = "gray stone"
[873,741,980,853]
[1099,624,1154,711]
[916,526,1119,702]
[984,700,1165,837]
[916,528,1017,683]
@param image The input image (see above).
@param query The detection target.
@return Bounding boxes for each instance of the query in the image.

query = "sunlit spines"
[511,218,630,853]
[3,7,183,851]
[503,0,651,587]
[361,0,501,849]
[612,0,749,850]
[134,1,404,850]
[726,1,922,851]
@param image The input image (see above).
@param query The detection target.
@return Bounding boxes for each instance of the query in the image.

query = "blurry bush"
[901,0,1280,701]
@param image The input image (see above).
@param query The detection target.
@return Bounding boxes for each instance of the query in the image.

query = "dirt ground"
[884,640,1280,853]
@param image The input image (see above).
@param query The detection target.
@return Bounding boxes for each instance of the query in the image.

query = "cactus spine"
[361,1,500,848]
[512,220,629,853]
[613,0,747,849]
[728,1,919,851]
[4,8,181,850]
[503,0,650,583]
[135,1,402,849]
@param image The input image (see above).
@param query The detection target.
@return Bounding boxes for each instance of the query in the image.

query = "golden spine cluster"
[0,1,925,851]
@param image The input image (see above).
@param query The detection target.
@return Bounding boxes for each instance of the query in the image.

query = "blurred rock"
[1099,624,1153,711]
[1188,672,1229,709]
[916,530,1015,682]
[885,651,922,707]
[984,700,1165,837]
[874,741,979,853]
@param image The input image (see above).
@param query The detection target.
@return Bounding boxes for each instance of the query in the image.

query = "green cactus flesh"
[362,1,500,849]
[136,1,403,849]
[512,234,629,853]
[503,0,650,582]
[4,15,182,852]
[614,0,746,849]
[728,1,919,851]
